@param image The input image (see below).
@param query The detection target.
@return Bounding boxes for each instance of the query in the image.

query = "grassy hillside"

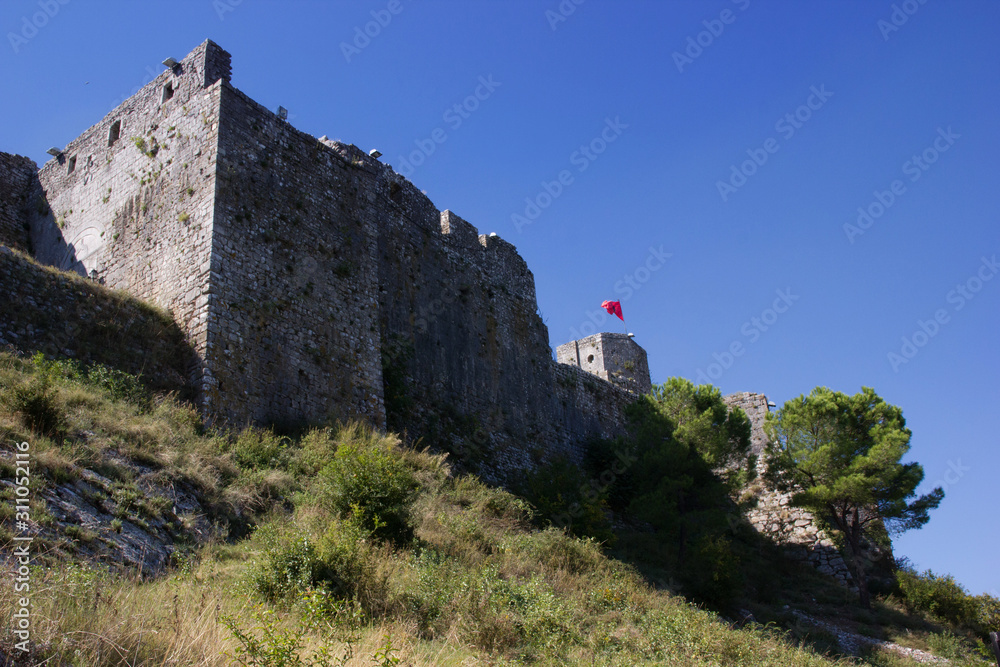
[1,351,996,665]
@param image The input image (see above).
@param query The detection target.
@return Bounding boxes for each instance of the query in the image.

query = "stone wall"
[206,83,384,428]
[0,153,37,252]
[30,40,229,407]
[723,391,856,587]
[12,39,641,480]
[0,248,194,395]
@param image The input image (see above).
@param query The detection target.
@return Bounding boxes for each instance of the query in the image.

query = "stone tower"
[556,332,651,395]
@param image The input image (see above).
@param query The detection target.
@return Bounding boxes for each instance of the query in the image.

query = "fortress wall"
[375,184,569,472]
[549,361,637,461]
[30,41,228,402]
[206,83,385,427]
[0,153,37,252]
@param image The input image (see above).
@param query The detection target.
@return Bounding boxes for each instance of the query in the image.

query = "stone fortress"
[0,41,856,584]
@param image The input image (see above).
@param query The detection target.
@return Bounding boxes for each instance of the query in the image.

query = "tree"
[593,378,755,605]
[764,386,943,608]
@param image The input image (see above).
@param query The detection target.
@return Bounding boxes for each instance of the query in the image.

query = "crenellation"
[439,209,480,249]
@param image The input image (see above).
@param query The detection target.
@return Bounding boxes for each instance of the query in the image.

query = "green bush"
[4,377,64,436]
[313,433,417,544]
[897,568,979,627]
[84,364,150,409]
[517,456,613,543]
[227,427,290,471]
[245,526,336,603]
[679,533,742,608]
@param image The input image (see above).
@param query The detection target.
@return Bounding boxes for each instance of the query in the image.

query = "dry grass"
[0,351,969,665]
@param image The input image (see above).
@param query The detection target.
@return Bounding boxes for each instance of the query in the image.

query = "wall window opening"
[162,82,174,102]
[67,156,76,174]
[108,120,121,146]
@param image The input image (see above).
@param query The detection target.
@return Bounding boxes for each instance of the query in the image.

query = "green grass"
[0,349,993,665]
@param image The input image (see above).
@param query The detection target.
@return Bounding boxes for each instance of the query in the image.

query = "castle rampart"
[12,40,631,476]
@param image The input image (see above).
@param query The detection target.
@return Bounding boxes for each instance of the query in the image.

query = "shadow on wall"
[0,248,198,400]
[28,171,95,278]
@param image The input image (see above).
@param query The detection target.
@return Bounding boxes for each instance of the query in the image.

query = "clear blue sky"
[2,1,997,596]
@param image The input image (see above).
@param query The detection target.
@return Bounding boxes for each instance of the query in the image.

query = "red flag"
[601,300,624,321]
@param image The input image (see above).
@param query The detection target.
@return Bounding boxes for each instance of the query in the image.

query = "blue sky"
[2,1,997,596]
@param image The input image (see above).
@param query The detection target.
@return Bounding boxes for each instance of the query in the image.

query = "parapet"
[440,209,480,249]
[556,332,651,395]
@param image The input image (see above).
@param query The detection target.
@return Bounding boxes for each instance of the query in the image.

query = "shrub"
[897,568,979,627]
[4,377,63,437]
[679,533,742,609]
[517,456,612,543]
[84,364,150,409]
[245,526,336,603]
[226,427,290,470]
[313,432,417,544]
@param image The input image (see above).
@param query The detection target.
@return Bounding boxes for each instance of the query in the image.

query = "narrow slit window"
[162,82,174,102]
[67,156,77,174]
[108,120,121,146]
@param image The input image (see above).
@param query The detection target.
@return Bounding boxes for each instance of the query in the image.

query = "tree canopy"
[764,386,944,607]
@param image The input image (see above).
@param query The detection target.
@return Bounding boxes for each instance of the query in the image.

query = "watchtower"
[556,332,651,395]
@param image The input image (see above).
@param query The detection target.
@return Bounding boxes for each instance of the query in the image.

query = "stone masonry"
[0,152,38,253]
[723,392,856,587]
[556,333,652,395]
[5,40,640,480]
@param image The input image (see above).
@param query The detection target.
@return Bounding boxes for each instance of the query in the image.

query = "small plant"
[221,606,335,667]
[373,636,401,666]
[111,518,123,533]
[2,354,64,437]
[65,525,97,543]
[178,211,190,223]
